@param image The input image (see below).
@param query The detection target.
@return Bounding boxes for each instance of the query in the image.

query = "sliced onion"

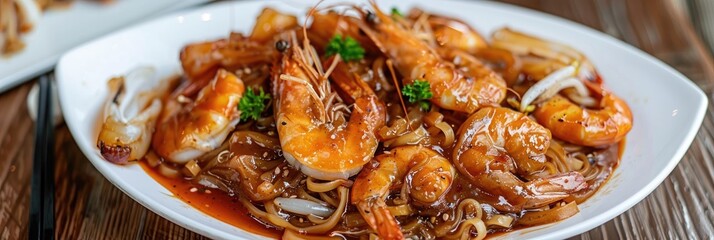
[158,164,181,178]
[485,214,514,228]
[273,198,335,218]
[565,90,597,107]
[535,77,589,103]
[195,174,232,194]
[520,66,575,111]
[520,66,594,111]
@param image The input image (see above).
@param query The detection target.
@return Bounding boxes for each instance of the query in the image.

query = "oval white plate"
[56,1,708,239]
[0,0,207,93]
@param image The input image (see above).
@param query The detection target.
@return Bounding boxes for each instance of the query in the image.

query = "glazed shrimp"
[407,8,488,53]
[179,33,276,96]
[308,11,379,55]
[97,67,170,164]
[494,28,633,146]
[356,2,506,114]
[352,146,455,240]
[274,33,386,180]
[453,107,587,211]
[533,93,633,147]
[152,69,245,164]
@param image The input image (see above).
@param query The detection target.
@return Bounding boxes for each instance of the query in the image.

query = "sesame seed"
[189,187,198,193]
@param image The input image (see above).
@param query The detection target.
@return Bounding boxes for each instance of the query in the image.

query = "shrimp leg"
[352,146,455,239]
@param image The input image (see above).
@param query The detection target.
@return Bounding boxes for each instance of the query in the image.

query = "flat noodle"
[445,218,488,240]
[307,177,348,193]
[517,201,579,226]
[546,140,571,173]
[282,229,342,240]
[383,126,429,147]
[437,199,486,239]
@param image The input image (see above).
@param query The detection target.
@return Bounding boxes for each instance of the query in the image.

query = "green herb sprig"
[391,7,403,17]
[239,88,271,122]
[402,80,433,111]
[325,35,365,62]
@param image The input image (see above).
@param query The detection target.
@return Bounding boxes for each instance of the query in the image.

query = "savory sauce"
[139,161,282,238]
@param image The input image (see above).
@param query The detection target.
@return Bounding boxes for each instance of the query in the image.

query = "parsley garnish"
[391,7,403,17]
[402,80,433,111]
[325,35,365,62]
[239,87,271,122]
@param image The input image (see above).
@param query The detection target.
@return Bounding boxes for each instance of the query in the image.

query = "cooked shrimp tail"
[357,200,403,240]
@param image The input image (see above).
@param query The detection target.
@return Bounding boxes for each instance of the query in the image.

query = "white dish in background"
[0,0,207,93]
[55,0,708,239]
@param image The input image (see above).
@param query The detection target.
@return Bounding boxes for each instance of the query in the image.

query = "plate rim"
[55,0,709,239]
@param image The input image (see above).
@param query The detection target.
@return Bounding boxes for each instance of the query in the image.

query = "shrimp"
[533,93,633,147]
[351,146,455,240]
[308,11,379,55]
[97,67,170,164]
[152,69,245,164]
[492,28,633,146]
[1,0,41,55]
[407,8,488,53]
[250,7,299,43]
[274,33,386,180]
[453,107,587,211]
[179,33,276,96]
[356,2,506,114]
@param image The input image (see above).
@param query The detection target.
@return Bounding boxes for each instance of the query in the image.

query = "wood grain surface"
[0,0,712,239]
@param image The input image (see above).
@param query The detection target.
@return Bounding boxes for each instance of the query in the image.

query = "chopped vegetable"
[402,80,433,111]
[391,7,403,17]
[239,87,271,122]
[325,35,365,61]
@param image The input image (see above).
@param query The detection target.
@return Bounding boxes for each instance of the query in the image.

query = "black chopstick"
[29,75,55,240]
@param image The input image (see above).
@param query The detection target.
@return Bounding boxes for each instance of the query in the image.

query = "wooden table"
[1,0,712,239]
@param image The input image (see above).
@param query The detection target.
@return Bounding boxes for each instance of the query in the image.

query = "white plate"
[55,0,708,239]
[0,0,207,93]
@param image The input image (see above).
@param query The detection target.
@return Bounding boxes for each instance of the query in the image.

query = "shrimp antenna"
[386,59,412,129]
[507,88,521,100]
[302,0,324,46]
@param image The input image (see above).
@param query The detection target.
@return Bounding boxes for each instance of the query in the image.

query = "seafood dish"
[95,2,633,239]
[0,0,110,55]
